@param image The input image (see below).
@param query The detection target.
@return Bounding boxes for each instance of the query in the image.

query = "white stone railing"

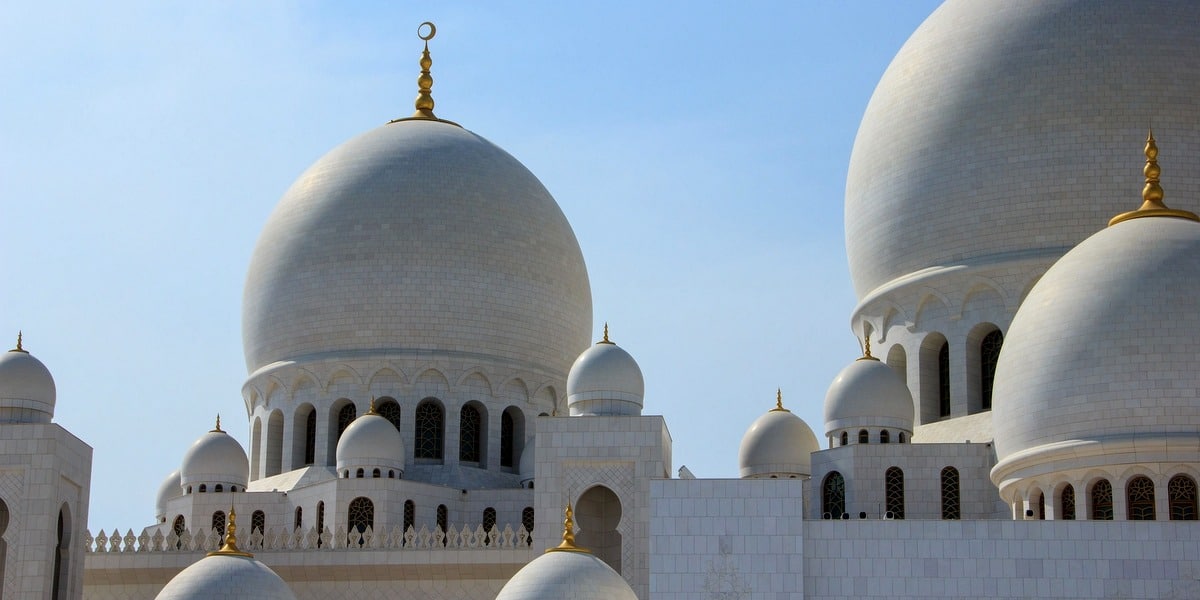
[84,523,534,553]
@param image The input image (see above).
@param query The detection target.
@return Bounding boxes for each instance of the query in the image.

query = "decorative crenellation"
[84,522,535,553]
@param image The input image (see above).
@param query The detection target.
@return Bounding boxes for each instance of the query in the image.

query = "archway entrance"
[576,485,622,573]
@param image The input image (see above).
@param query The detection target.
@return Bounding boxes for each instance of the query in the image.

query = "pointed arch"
[456,369,494,396]
[958,279,1008,319]
[368,366,408,390]
[913,291,951,330]
[576,485,622,573]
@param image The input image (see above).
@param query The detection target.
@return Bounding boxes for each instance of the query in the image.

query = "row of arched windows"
[838,430,907,446]
[1025,475,1198,521]
[342,467,400,479]
[185,483,240,494]
[256,399,528,477]
[822,466,961,520]
[905,327,1004,422]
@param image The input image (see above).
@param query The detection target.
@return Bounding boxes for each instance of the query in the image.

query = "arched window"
[251,510,266,535]
[840,432,849,446]
[501,411,515,467]
[304,409,317,465]
[940,467,960,519]
[356,468,364,478]
[348,497,374,546]
[215,484,223,493]
[337,404,356,441]
[173,515,186,537]
[372,468,381,478]
[482,507,497,545]
[266,410,284,476]
[898,432,906,444]
[1061,485,1076,520]
[1037,492,1046,520]
[294,507,303,531]
[459,404,483,463]
[858,430,869,444]
[198,484,207,493]
[376,398,402,433]
[404,500,415,533]
[1090,479,1113,520]
[938,341,950,417]
[880,430,890,444]
[52,507,70,600]
[885,467,905,519]
[1168,475,1198,520]
[415,400,445,460]
[522,506,535,545]
[979,330,1003,410]
[437,504,448,546]
[1127,476,1156,520]
[316,501,325,548]
[822,472,845,518]
[212,511,227,538]
[0,499,6,590]
[251,417,263,479]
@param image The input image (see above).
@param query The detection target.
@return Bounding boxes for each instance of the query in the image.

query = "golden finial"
[10,331,27,354]
[208,506,253,558]
[856,324,880,362]
[546,501,590,554]
[367,396,378,415]
[412,22,437,119]
[1109,129,1199,226]
[770,388,790,412]
[598,322,615,345]
[211,414,223,433]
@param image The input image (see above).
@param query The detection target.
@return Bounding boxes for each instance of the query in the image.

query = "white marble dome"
[738,399,819,479]
[495,548,637,600]
[242,118,592,376]
[335,409,405,476]
[180,424,249,491]
[845,0,1200,300]
[824,356,914,436]
[567,332,644,416]
[518,437,535,488]
[992,212,1200,483]
[155,469,181,522]
[0,341,56,423]
[155,553,296,600]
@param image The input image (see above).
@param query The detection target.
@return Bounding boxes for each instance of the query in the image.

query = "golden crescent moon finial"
[418,21,436,42]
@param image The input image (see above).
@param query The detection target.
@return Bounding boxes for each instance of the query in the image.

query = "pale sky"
[0,1,942,531]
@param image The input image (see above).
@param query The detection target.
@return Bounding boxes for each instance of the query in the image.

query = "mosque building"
[5,1,1200,598]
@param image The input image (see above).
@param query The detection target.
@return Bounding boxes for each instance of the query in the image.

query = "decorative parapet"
[84,523,534,553]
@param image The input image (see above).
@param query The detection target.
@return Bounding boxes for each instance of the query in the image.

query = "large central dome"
[243,119,592,375]
[845,0,1200,300]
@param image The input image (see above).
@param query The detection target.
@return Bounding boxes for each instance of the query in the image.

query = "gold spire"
[388,22,460,126]
[770,388,790,412]
[1109,129,1199,226]
[211,414,223,433]
[598,322,615,345]
[367,396,378,415]
[10,331,27,354]
[546,501,590,554]
[208,506,253,558]
[856,324,880,362]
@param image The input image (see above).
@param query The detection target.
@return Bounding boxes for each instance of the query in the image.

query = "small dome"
[156,470,182,522]
[823,356,914,436]
[738,393,819,479]
[156,512,295,600]
[180,420,249,491]
[335,408,405,476]
[567,327,644,416]
[0,335,56,423]
[518,437,536,487]
[496,505,637,600]
[993,209,1200,478]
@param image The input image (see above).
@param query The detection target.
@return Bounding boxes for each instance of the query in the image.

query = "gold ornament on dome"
[389,21,461,127]
[209,506,253,558]
[1108,130,1199,226]
[770,388,790,412]
[546,501,590,554]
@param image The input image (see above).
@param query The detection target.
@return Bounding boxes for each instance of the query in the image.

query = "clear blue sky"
[0,1,942,531]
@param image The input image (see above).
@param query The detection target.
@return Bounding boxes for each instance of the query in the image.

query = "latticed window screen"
[415,401,445,460]
[1126,476,1156,520]
[522,506,535,544]
[980,330,1003,410]
[460,405,482,463]
[500,411,515,467]
[940,467,960,519]
[1091,480,1114,520]
[304,410,316,465]
[1169,475,1198,520]
[377,399,402,432]
[482,507,497,545]
[211,511,226,537]
[885,467,905,519]
[172,515,186,537]
[822,472,845,518]
[251,510,266,535]
[348,497,374,535]
[1061,485,1076,520]
[938,342,951,417]
[337,404,356,440]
